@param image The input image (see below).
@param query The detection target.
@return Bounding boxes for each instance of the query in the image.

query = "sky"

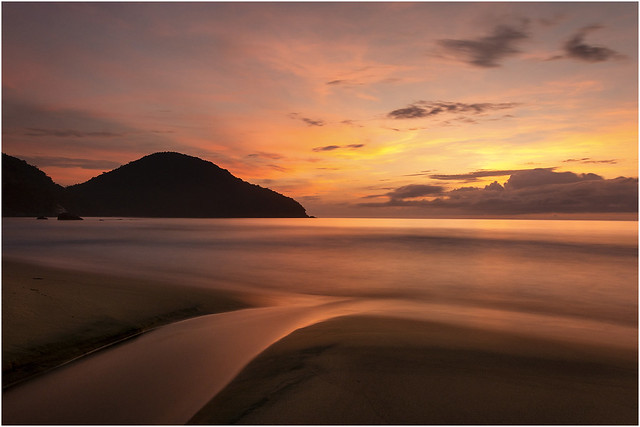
[2,2,638,218]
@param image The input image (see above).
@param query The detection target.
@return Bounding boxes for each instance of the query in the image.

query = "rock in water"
[57,212,83,221]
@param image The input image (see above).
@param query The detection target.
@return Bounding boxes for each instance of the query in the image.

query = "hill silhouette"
[2,153,65,217]
[63,152,309,218]
[3,152,309,218]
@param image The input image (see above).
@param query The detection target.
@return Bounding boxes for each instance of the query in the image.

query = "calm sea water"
[2,217,638,424]
[3,217,638,339]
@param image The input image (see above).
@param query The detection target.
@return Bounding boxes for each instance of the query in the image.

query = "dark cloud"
[430,168,544,182]
[387,184,446,201]
[21,156,121,170]
[312,144,365,152]
[341,120,363,128]
[312,145,341,152]
[504,169,602,190]
[563,158,617,164]
[288,113,325,127]
[247,152,284,160]
[360,169,637,215]
[387,101,517,120]
[484,181,505,192]
[437,23,529,67]
[361,194,388,200]
[563,25,621,62]
[302,117,325,126]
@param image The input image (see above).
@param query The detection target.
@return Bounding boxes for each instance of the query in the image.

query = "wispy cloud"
[288,113,325,127]
[266,163,288,172]
[312,144,365,152]
[21,156,121,170]
[563,157,617,164]
[247,152,285,160]
[429,168,547,182]
[24,128,126,138]
[326,79,362,86]
[387,101,518,120]
[562,25,622,62]
[403,170,434,177]
[312,145,341,152]
[437,23,529,68]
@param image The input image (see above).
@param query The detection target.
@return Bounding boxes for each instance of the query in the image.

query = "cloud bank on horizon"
[361,169,637,216]
[2,2,637,218]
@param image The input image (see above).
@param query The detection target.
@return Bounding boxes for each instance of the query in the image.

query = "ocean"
[3,217,637,346]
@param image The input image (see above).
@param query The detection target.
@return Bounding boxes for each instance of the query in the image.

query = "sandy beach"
[2,259,253,387]
[3,257,637,424]
[190,315,638,425]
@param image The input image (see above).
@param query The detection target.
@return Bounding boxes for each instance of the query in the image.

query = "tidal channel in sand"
[2,300,358,424]
[3,294,637,424]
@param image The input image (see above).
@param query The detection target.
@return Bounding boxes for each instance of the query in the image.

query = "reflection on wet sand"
[3,294,637,424]
[2,218,637,424]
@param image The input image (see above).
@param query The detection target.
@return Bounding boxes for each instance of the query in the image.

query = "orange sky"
[2,2,637,218]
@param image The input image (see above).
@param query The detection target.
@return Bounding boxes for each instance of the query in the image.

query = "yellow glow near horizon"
[2,2,637,218]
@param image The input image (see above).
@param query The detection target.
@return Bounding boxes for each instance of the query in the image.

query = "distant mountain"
[63,152,309,218]
[2,153,65,217]
[2,152,309,218]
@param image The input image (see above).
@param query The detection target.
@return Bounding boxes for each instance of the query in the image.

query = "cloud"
[21,156,121,170]
[288,113,325,127]
[341,120,363,128]
[247,152,285,160]
[563,25,621,62]
[312,145,341,152]
[386,184,445,201]
[326,79,362,86]
[2,93,182,155]
[24,128,126,138]
[437,23,529,67]
[266,164,288,172]
[312,144,365,152]
[563,157,617,164]
[361,169,637,215]
[403,170,433,177]
[429,168,544,182]
[387,101,517,120]
[503,168,602,190]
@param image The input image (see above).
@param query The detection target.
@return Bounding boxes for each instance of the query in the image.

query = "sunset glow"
[3,2,637,218]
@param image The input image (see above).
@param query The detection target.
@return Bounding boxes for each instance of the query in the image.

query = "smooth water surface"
[3,217,637,329]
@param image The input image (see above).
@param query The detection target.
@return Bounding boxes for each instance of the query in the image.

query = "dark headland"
[2,152,309,218]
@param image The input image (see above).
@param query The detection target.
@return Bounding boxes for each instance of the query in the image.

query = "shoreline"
[190,314,638,425]
[3,257,637,424]
[2,259,254,387]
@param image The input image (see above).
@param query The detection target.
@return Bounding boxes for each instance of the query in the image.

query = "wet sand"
[190,315,638,425]
[2,259,253,387]
[3,259,637,424]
